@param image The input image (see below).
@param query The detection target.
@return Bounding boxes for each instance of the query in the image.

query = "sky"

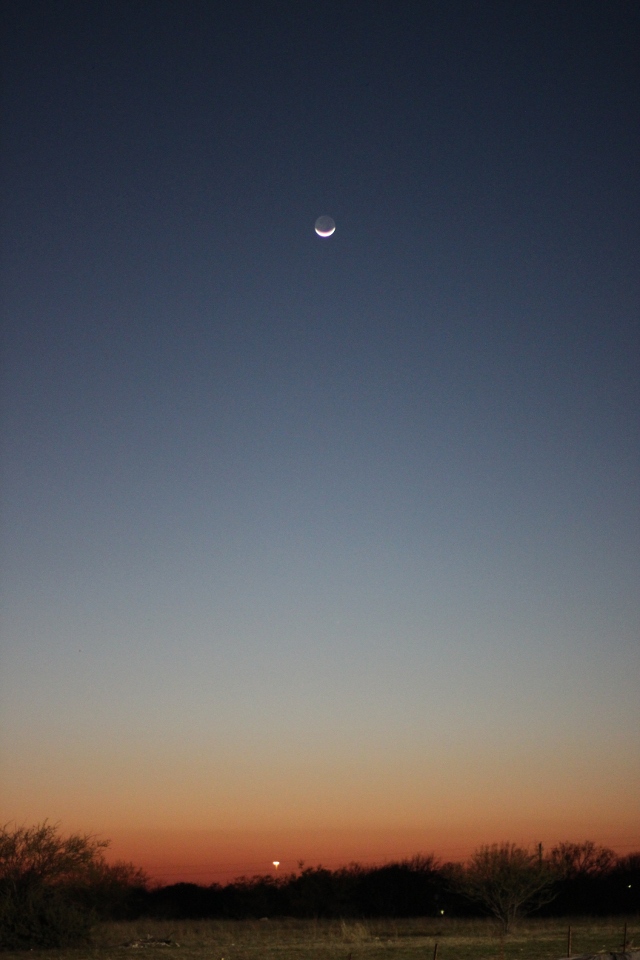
[1,0,639,885]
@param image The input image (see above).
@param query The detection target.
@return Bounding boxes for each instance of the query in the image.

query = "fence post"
[433,942,439,960]
[567,925,572,958]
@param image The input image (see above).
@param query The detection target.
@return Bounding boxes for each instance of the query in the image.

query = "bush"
[0,822,148,948]
[0,880,93,949]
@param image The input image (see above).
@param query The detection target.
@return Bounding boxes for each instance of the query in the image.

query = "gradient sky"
[1,1,639,884]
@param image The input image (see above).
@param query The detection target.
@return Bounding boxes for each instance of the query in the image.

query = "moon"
[315,215,336,237]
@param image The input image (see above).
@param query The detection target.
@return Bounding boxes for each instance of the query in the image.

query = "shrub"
[0,822,148,948]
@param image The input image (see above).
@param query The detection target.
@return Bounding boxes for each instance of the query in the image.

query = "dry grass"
[1,916,636,960]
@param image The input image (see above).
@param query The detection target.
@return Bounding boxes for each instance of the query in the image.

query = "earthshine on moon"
[315,215,336,237]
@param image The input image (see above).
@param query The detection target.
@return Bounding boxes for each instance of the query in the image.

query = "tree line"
[145,843,638,926]
[1,823,638,949]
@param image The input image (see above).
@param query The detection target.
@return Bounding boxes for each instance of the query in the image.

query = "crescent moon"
[315,215,336,237]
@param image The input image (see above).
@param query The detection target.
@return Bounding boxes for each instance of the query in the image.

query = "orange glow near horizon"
[100,822,640,886]
[4,731,639,885]
[4,721,639,886]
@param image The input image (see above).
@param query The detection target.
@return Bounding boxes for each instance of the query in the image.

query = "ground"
[2,916,636,960]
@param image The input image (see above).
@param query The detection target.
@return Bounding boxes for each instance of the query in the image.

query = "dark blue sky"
[2,1,639,875]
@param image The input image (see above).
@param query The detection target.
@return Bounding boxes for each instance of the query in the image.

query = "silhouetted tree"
[546,841,618,916]
[456,843,559,933]
[352,856,443,917]
[286,865,355,917]
[128,843,639,922]
[549,841,617,878]
[0,822,147,948]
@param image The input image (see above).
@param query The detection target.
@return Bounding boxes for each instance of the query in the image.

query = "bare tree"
[548,841,617,878]
[458,843,558,933]
[0,821,109,887]
[0,822,147,948]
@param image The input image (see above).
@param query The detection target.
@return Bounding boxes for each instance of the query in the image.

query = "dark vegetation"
[1,824,638,949]
[144,843,639,925]
[0,824,147,949]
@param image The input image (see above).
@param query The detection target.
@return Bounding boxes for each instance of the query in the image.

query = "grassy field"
[2,916,636,960]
